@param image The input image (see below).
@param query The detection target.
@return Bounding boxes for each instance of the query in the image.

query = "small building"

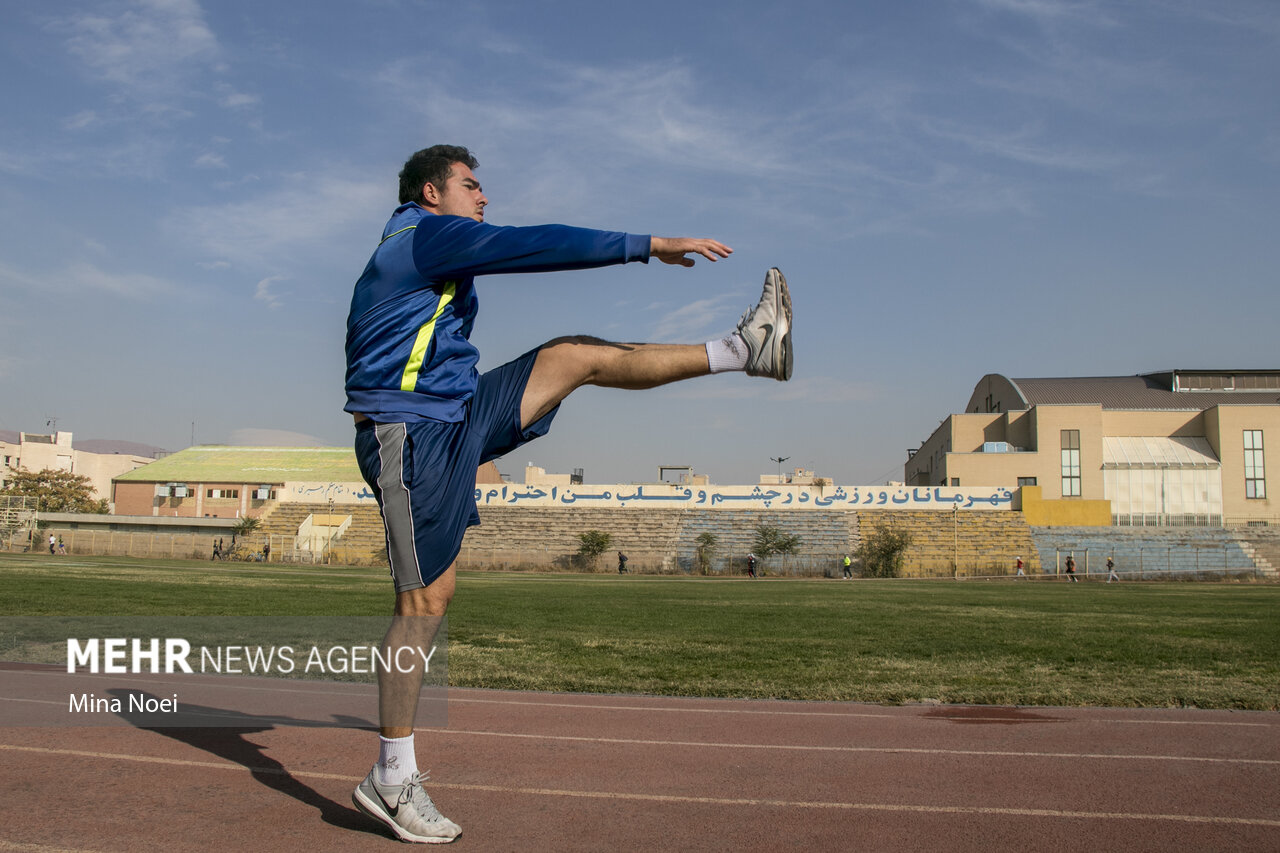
[0,430,159,505]
[905,370,1277,526]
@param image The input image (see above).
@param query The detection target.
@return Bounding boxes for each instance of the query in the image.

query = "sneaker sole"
[767,267,793,381]
[352,786,460,844]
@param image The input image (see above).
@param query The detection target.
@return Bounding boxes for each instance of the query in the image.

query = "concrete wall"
[1209,405,1279,523]
[112,481,278,519]
[1018,485,1111,527]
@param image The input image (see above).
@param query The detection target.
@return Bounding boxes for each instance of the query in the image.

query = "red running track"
[1,687,1277,852]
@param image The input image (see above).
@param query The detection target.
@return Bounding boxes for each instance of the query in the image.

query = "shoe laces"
[398,771,445,821]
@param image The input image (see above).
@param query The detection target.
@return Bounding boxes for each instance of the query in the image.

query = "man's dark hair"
[398,145,479,205]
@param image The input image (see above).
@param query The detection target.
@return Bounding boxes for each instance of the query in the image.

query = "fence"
[5,526,1272,582]
[0,529,343,565]
[453,544,852,577]
[1036,544,1264,581]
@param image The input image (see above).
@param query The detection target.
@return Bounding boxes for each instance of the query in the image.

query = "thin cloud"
[63,110,99,130]
[219,91,260,109]
[0,260,177,299]
[920,118,1122,174]
[60,261,178,298]
[56,0,219,98]
[170,172,389,272]
[254,275,288,308]
[662,376,880,405]
[651,294,741,343]
[970,0,1118,28]
[194,152,226,169]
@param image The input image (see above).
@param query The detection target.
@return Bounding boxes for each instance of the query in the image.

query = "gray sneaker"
[353,767,462,844]
[736,267,793,381]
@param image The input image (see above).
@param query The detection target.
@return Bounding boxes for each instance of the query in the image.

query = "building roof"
[1008,372,1280,411]
[115,446,361,484]
[1102,436,1220,469]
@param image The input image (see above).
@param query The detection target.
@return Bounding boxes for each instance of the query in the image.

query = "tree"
[694,531,717,575]
[576,529,613,570]
[232,516,261,536]
[855,523,913,578]
[0,469,107,514]
[753,524,801,559]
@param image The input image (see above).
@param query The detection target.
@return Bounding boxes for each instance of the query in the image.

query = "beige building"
[1,430,157,506]
[112,445,502,518]
[905,370,1278,526]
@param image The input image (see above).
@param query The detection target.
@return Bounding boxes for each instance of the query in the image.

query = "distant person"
[842,554,853,579]
[263,541,271,562]
[617,551,628,574]
[747,553,758,578]
[1065,554,1078,582]
[1106,556,1119,583]
[49,534,55,555]
[211,540,222,561]
[1015,556,1025,578]
[57,536,67,555]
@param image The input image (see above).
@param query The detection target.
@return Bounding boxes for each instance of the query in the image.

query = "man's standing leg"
[351,420,464,845]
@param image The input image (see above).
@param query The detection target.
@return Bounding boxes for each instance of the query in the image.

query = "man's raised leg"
[521,338,710,427]
[520,267,793,428]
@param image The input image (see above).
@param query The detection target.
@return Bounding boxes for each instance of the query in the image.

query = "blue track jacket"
[345,203,652,423]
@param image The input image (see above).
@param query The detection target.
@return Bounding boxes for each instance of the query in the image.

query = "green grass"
[2,553,1277,709]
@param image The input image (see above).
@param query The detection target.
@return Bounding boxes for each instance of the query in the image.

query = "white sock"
[705,333,748,373]
[377,734,419,785]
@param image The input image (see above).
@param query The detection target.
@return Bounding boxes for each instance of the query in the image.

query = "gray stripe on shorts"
[374,422,423,589]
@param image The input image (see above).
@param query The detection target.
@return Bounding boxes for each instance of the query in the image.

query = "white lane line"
[2,677,1272,732]
[444,694,1276,727]
[434,783,1280,828]
[428,728,1280,765]
[5,725,1277,770]
[0,745,1276,829]
[0,840,103,853]
[3,671,1273,728]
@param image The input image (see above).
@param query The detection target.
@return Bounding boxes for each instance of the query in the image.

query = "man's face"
[429,163,488,222]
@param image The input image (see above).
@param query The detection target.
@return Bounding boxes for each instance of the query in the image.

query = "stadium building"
[905,369,1278,527]
[1,430,159,503]
[112,445,502,519]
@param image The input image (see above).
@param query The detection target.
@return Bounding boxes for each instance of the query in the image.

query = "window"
[1244,430,1266,499]
[1017,477,1037,487]
[950,478,960,487]
[206,489,239,499]
[1061,430,1081,497]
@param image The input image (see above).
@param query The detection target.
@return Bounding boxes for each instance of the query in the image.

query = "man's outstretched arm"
[650,237,733,267]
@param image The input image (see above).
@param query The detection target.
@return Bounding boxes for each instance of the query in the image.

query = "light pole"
[327,497,335,565]
[770,456,791,483]
[952,503,959,579]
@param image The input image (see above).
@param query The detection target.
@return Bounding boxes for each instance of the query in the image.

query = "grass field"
[2,553,1277,710]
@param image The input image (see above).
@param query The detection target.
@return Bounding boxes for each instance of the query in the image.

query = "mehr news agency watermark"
[63,637,438,715]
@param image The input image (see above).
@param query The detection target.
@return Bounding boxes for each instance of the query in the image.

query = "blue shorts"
[354,348,557,591]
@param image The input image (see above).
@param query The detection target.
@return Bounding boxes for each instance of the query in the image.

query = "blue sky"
[2,0,1277,485]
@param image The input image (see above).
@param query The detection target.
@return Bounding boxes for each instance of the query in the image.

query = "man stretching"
[344,145,792,843]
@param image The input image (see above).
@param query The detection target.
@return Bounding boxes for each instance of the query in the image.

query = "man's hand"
[650,237,733,267]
